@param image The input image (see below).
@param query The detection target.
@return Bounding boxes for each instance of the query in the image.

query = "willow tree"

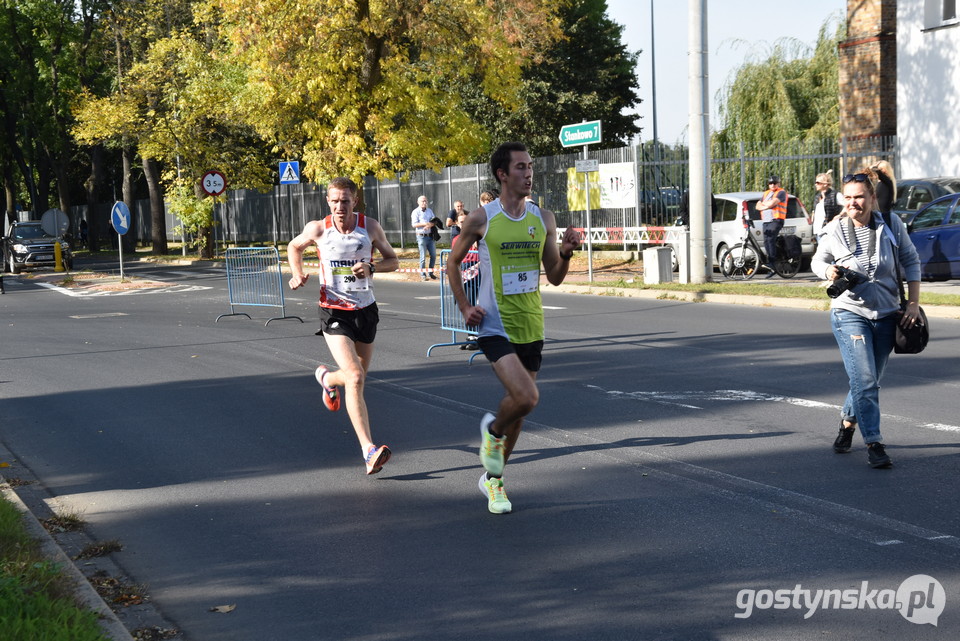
[216,0,564,183]
[713,17,845,193]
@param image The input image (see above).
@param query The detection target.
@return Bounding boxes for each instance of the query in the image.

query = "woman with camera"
[811,171,922,468]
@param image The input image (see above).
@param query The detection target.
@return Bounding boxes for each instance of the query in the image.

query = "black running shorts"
[476,336,543,372]
[317,303,379,344]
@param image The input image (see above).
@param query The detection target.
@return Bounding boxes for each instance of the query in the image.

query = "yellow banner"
[566,168,601,211]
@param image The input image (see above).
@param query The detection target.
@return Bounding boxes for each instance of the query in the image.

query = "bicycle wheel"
[774,254,801,278]
[720,244,760,280]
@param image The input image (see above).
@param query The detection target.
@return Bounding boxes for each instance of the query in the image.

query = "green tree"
[74,0,275,255]
[714,17,844,144]
[216,0,564,182]
[0,0,95,219]
[461,0,641,158]
[712,16,845,194]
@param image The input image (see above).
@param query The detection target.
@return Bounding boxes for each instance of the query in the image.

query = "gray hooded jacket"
[811,211,920,320]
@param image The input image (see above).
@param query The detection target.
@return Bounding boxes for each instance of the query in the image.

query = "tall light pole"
[688,0,711,283]
[650,0,661,182]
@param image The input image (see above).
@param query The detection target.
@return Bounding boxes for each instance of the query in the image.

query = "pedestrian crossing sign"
[279,161,300,185]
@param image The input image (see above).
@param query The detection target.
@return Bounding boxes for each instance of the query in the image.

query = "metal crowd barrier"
[427,249,482,361]
[216,247,304,326]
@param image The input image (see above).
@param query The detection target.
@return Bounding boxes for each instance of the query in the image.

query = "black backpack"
[780,234,802,259]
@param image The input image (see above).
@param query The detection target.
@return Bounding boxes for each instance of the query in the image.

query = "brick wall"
[838,0,897,139]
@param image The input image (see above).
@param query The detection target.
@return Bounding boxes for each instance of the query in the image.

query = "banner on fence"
[599,162,636,208]
[566,168,601,211]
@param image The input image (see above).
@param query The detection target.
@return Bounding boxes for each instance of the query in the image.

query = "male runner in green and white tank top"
[447,142,582,514]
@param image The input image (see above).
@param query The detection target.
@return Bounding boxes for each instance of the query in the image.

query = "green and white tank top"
[476,199,547,344]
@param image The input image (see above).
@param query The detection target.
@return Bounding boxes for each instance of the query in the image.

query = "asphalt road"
[2,261,960,641]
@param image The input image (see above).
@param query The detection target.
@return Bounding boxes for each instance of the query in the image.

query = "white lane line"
[594,387,960,434]
[36,282,213,297]
[69,313,129,319]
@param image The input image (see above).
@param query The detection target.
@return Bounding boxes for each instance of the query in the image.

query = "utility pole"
[688,0,712,283]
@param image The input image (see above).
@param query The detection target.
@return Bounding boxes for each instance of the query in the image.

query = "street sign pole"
[562,120,602,281]
[583,144,593,281]
[111,202,131,280]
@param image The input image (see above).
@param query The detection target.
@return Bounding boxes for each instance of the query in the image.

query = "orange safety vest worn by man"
[756,175,788,277]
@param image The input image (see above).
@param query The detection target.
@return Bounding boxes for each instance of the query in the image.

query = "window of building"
[925,0,958,28]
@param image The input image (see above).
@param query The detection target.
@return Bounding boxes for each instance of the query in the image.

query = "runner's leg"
[322,333,375,453]
[488,354,539,462]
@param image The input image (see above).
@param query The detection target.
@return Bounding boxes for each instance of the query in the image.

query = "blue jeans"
[830,309,897,444]
[762,219,784,263]
[417,235,436,274]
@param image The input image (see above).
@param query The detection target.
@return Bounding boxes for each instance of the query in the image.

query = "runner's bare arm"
[287,220,323,289]
[447,207,486,326]
[541,209,581,286]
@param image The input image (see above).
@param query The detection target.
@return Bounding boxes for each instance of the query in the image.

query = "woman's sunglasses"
[842,173,869,184]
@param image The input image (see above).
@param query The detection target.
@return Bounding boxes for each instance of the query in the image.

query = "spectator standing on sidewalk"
[446,200,466,244]
[411,195,438,280]
[287,177,400,475]
[755,175,788,278]
[812,171,844,238]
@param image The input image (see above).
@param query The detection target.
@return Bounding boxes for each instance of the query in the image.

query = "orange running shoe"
[315,366,341,412]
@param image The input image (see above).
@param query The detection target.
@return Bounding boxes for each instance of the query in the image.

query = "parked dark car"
[639,187,681,224]
[905,193,960,281]
[2,221,73,274]
[891,177,960,221]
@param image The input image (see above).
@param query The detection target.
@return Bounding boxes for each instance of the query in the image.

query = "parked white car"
[670,191,814,269]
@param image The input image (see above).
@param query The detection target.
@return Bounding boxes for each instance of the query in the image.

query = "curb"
[0,483,135,641]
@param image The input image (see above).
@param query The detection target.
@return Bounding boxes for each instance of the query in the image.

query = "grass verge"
[0,495,107,641]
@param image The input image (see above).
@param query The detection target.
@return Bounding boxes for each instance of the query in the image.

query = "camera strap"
[844,216,877,276]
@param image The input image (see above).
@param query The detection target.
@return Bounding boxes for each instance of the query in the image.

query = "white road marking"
[69,313,129,319]
[590,386,960,434]
[36,282,213,297]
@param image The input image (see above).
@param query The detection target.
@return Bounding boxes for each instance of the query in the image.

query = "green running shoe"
[479,413,505,476]
[479,473,512,514]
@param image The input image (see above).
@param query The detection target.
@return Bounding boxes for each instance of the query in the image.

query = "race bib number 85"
[501,268,539,295]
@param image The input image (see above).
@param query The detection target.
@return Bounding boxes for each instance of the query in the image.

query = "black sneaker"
[867,442,892,468]
[833,422,856,453]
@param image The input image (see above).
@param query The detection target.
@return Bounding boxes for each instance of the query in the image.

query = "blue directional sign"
[279,161,301,185]
[111,201,131,236]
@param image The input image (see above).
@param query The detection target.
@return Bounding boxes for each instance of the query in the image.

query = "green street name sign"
[559,120,602,148]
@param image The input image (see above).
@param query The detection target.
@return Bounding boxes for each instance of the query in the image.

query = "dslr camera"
[826,265,863,298]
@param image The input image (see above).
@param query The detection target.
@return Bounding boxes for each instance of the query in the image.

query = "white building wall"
[897,1,960,177]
